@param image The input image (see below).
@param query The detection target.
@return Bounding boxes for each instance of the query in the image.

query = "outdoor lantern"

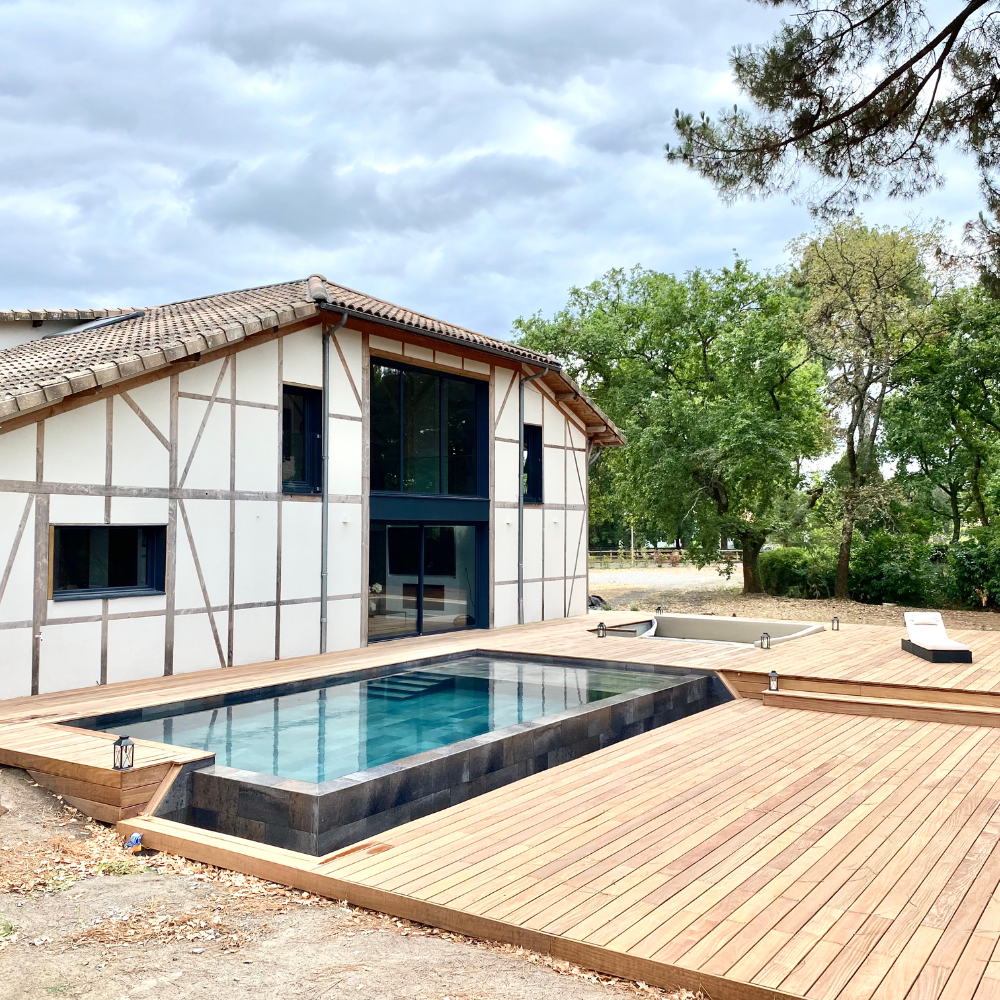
[761,632,771,650]
[655,606,663,615]
[597,622,607,638]
[768,670,779,692]
[112,735,134,771]
[832,616,840,631]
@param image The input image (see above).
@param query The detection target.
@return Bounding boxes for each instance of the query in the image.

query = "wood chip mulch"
[0,803,701,996]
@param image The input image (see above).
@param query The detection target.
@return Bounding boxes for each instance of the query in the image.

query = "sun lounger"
[901,611,972,663]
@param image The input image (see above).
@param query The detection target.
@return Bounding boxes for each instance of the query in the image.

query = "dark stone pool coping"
[67,651,726,857]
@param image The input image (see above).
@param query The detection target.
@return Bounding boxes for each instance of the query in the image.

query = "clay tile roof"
[0,307,136,323]
[0,277,624,445]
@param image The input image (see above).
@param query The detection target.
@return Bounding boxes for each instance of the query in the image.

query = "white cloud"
[0,0,984,336]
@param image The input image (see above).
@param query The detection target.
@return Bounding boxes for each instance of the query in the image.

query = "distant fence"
[588,548,743,569]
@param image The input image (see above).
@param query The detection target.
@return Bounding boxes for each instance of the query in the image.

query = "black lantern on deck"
[760,632,771,650]
[768,670,779,692]
[597,622,607,638]
[832,616,840,631]
[112,735,134,771]
[655,606,663,615]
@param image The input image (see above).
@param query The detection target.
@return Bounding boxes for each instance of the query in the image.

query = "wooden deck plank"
[10,612,1000,1000]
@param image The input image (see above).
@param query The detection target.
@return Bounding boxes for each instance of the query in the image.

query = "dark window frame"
[52,524,167,602]
[282,384,323,495]
[522,423,543,504]
[370,359,489,499]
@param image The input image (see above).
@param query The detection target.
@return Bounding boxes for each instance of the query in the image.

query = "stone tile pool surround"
[70,651,724,856]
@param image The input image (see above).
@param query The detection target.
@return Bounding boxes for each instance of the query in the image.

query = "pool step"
[365,672,454,701]
[763,689,1000,728]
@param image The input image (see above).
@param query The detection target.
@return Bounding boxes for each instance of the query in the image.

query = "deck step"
[763,689,1000,727]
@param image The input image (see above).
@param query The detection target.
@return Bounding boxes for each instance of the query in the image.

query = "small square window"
[523,424,543,504]
[52,525,166,601]
[282,385,322,494]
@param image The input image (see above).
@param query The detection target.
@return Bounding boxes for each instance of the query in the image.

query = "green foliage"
[759,546,837,598]
[848,532,936,606]
[883,286,1000,541]
[762,533,938,605]
[667,2,1000,237]
[95,857,144,877]
[945,534,1000,609]
[514,258,829,592]
[790,219,945,598]
[522,223,1000,606]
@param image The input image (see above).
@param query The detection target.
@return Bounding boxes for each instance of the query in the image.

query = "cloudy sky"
[0,0,982,337]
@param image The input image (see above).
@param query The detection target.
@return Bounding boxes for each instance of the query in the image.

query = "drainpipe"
[316,284,348,654]
[518,370,547,625]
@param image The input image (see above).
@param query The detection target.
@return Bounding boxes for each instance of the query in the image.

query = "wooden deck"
[0,722,212,822]
[9,612,1000,998]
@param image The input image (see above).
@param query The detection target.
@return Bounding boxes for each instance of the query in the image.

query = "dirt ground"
[589,565,1000,630]
[0,767,698,1000]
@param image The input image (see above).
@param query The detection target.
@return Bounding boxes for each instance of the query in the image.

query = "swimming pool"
[80,652,718,854]
[96,657,671,783]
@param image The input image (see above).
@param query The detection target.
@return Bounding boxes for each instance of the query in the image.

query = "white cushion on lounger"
[904,612,971,653]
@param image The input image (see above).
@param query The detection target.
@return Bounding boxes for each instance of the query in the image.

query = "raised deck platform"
[7,612,1000,999]
[0,722,212,822]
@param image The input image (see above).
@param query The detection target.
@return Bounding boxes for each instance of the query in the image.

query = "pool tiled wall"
[178,667,713,855]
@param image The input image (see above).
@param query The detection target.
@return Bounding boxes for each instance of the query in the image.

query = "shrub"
[945,535,1000,608]
[759,547,837,598]
[848,531,935,605]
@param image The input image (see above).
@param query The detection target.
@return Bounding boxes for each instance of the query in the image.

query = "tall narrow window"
[444,378,477,495]
[370,365,401,491]
[370,361,484,496]
[403,371,440,492]
[523,424,543,503]
[282,385,322,494]
[53,526,166,600]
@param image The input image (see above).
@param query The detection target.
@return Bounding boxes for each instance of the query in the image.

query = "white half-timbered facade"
[0,277,622,698]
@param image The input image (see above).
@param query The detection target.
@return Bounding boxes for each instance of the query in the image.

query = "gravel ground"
[590,567,1000,630]
[589,565,743,592]
[0,767,698,1000]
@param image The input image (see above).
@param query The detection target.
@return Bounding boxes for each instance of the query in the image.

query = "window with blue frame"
[370,361,485,496]
[53,525,166,600]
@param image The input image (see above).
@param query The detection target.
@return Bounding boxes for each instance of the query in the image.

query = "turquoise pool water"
[101,657,668,783]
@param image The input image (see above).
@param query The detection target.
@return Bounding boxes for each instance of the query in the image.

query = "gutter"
[316,300,559,372]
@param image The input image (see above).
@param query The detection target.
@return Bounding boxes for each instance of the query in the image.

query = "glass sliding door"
[368,523,479,640]
[368,524,420,641]
[422,525,477,633]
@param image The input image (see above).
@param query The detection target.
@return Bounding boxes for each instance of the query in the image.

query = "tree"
[881,386,974,542]
[667,2,1000,266]
[884,286,1000,537]
[792,219,944,596]
[514,260,828,592]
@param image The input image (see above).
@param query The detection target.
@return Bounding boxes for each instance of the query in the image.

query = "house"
[0,276,623,698]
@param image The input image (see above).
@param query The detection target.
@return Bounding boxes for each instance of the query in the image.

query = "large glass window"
[282,385,322,494]
[53,525,166,600]
[371,362,481,495]
[368,522,478,640]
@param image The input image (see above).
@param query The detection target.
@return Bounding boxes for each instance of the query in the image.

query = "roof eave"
[0,301,321,422]
[0,293,625,448]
